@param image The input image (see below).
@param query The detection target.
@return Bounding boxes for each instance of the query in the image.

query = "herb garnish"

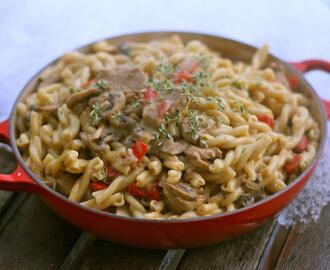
[187,110,201,139]
[195,55,211,70]
[216,97,225,110]
[147,78,174,94]
[93,79,109,90]
[90,104,102,125]
[232,100,247,113]
[156,62,175,78]
[156,123,173,146]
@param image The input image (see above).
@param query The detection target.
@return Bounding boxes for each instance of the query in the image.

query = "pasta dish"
[15,36,320,219]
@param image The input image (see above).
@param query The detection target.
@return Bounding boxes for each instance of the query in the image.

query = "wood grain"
[0,195,81,270]
[275,203,330,270]
[80,240,166,270]
[178,220,277,270]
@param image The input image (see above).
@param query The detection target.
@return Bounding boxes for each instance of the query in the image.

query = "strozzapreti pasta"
[15,35,320,219]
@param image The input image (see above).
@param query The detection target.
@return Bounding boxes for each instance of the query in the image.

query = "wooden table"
[0,144,329,270]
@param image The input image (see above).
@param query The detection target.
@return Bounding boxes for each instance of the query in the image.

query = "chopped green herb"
[90,104,102,125]
[117,43,131,56]
[156,62,175,77]
[93,79,109,90]
[193,71,210,88]
[187,110,201,139]
[216,97,225,110]
[232,100,247,113]
[195,55,211,70]
[147,78,174,94]
[156,123,173,146]
[132,100,141,108]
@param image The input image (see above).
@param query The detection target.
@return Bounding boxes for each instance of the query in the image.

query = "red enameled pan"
[0,32,329,249]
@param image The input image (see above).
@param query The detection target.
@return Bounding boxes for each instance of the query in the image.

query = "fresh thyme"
[193,71,210,88]
[156,123,173,146]
[147,78,174,94]
[216,97,225,110]
[93,79,109,90]
[232,100,247,113]
[90,104,102,125]
[156,62,175,78]
[187,110,201,139]
[195,55,211,70]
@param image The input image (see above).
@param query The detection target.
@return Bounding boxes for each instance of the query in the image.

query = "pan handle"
[290,59,330,119]
[0,119,43,194]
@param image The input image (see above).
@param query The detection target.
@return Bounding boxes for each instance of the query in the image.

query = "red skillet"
[0,32,329,249]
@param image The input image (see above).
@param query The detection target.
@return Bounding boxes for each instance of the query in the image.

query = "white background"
[0,0,330,120]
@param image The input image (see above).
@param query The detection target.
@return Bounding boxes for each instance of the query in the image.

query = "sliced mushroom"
[162,182,205,213]
[97,66,146,91]
[161,140,188,155]
[101,91,126,118]
[109,113,136,130]
[66,88,101,109]
[55,173,76,197]
[184,145,222,170]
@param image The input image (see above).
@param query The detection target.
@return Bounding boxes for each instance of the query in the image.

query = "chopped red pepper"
[174,70,193,84]
[148,183,161,201]
[89,182,108,192]
[81,79,96,89]
[257,114,275,128]
[107,166,118,178]
[132,141,149,161]
[157,100,173,117]
[143,87,157,104]
[128,183,146,198]
[284,155,301,174]
[294,136,309,153]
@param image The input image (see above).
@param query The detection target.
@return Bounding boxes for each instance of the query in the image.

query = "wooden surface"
[0,146,329,270]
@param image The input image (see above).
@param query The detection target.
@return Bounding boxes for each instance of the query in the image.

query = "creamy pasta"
[15,35,320,219]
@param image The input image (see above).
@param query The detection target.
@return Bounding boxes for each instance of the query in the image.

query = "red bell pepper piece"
[107,166,118,178]
[81,79,96,89]
[288,75,299,90]
[284,155,301,174]
[132,141,149,161]
[143,87,157,104]
[257,114,275,128]
[89,182,108,191]
[128,183,146,198]
[174,70,193,84]
[294,136,309,153]
[148,183,160,201]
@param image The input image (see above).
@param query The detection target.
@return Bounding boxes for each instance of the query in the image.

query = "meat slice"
[162,182,205,213]
[184,145,222,170]
[143,104,162,128]
[97,66,146,91]
[160,140,188,155]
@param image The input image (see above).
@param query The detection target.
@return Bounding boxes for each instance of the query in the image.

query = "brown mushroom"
[66,88,102,109]
[184,145,222,170]
[162,182,205,213]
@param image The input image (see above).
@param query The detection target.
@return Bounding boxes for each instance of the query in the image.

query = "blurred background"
[0,0,330,120]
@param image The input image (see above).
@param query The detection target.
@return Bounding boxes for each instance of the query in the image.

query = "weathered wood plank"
[159,249,186,270]
[275,203,330,270]
[0,143,17,213]
[60,232,96,270]
[0,195,81,270]
[80,240,166,270]
[178,220,277,270]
